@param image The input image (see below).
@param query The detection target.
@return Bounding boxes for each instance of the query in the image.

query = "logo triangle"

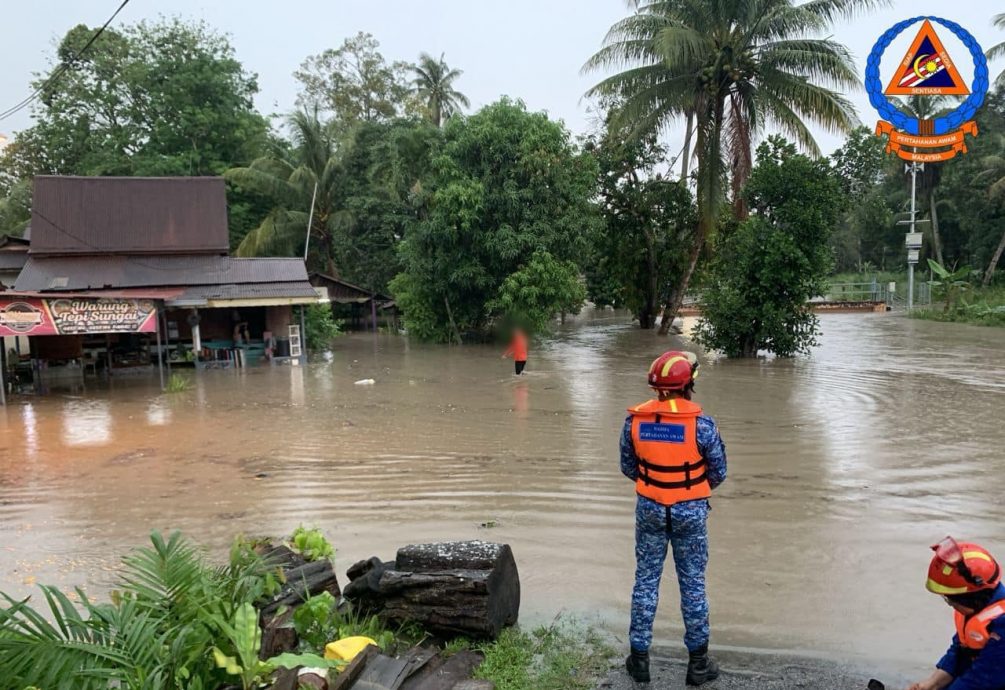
[885,19,970,96]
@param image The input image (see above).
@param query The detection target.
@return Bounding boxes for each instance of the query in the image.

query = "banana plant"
[927,259,976,313]
[212,603,341,690]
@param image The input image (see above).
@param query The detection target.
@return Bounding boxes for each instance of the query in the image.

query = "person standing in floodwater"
[501,328,529,375]
[621,351,727,686]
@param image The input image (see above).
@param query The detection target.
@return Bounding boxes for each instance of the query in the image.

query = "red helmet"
[926,537,1001,595]
[648,351,697,391]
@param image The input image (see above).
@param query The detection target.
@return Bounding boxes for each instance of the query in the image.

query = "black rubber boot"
[686,645,719,686]
[625,648,650,683]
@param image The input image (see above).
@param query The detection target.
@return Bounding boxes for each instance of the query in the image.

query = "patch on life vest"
[638,423,686,443]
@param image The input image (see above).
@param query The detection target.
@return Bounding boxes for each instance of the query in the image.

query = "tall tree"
[988,13,1005,89]
[586,121,697,329]
[411,53,470,127]
[390,99,600,342]
[977,135,1005,286]
[295,33,412,127]
[584,0,875,331]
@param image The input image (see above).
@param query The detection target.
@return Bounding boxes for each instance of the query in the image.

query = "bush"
[304,304,342,351]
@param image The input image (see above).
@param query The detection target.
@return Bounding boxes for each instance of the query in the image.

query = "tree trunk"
[344,541,520,640]
[930,192,945,267]
[443,296,462,345]
[641,228,658,330]
[983,227,1005,287]
[659,96,724,335]
[680,110,695,180]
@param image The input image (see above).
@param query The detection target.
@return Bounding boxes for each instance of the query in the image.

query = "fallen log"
[344,541,519,639]
[261,558,341,617]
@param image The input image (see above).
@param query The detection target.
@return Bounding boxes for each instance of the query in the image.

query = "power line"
[0,0,132,123]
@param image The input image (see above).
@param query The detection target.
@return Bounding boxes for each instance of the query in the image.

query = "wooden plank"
[350,654,411,690]
[451,682,494,690]
[399,651,485,690]
[328,645,380,690]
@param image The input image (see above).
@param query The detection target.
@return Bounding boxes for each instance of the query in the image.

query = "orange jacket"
[956,600,1005,650]
[504,332,528,361]
[628,398,712,506]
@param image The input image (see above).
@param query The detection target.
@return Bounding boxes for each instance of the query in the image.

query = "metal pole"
[908,162,917,311]
[155,306,165,391]
[303,181,319,263]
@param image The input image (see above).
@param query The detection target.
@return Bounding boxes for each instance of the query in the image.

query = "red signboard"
[0,297,158,336]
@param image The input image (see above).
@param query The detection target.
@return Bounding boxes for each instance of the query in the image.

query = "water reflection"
[61,400,111,446]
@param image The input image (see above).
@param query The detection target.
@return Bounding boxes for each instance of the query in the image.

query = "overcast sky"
[1,1,1003,156]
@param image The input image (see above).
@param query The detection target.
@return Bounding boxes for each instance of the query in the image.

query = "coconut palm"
[988,13,1005,88]
[226,109,352,275]
[411,53,470,127]
[584,0,879,330]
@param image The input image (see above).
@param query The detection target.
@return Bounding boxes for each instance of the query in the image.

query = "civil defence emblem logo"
[866,16,989,162]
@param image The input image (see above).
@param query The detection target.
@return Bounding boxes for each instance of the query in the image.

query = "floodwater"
[1,312,1003,676]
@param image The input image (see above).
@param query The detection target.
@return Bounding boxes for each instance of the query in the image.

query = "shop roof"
[29,176,229,256]
[0,234,30,251]
[15,256,309,292]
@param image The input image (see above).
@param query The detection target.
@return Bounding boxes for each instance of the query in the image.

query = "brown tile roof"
[14,256,309,292]
[30,176,229,256]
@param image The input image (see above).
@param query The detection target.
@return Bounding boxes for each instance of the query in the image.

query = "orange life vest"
[955,600,1005,650]
[628,398,711,506]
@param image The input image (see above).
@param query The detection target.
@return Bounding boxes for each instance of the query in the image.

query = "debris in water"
[354,378,376,386]
[254,472,269,480]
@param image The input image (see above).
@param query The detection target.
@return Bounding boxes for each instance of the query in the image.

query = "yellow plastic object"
[324,636,377,663]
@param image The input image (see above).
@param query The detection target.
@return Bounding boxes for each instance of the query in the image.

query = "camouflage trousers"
[629,497,710,653]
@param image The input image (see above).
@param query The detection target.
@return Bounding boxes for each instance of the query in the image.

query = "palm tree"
[411,53,470,127]
[584,0,878,331]
[896,95,957,267]
[988,13,1005,88]
[978,136,1005,286]
[225,110,352,275]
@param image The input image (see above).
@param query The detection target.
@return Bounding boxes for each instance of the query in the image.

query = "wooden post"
[155,307,165,391]
[0,343,7,406]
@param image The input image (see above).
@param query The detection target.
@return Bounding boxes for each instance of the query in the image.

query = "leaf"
[265,652,345,671]
[213,647,243,676]
[927,258,951,280]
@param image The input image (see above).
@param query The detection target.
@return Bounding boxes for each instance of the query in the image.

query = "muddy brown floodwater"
[1,311,1003,678]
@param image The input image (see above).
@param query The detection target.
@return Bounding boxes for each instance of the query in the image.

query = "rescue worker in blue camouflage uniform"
[621,350,727,685]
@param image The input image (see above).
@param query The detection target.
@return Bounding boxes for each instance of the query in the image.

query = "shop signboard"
[0,297,157,337]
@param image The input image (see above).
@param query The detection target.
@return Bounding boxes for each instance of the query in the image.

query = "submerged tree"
[411,53,470,127]
[584,0,876,331]
[694,137,842,358]
[586,121,697,329]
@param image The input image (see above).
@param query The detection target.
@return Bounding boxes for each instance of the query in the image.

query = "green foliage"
[291,592,403,654]
[295,32,414,126]
[486,250,585,334]
[0,530,281,690]
[304,305,342,351]
[585,123,697,328]
[289,526,334,562]
[392,99,600,341]
[165,374,191,394]
[585,0,874,317]
[695,137,842,358]
[926,259,978,313]
[411,53,469,127]
[473,622,615,690]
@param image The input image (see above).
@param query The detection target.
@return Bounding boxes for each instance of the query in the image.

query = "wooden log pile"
[343,541,520,640]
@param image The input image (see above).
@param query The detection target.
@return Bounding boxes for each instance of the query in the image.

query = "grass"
[911,284,1005,327]
[165,372,191,393]
[468,621,616,690]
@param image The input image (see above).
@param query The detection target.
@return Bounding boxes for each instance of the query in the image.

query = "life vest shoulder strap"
[628,398,703,417]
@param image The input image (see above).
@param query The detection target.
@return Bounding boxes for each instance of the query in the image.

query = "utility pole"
[898,162,927,310]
